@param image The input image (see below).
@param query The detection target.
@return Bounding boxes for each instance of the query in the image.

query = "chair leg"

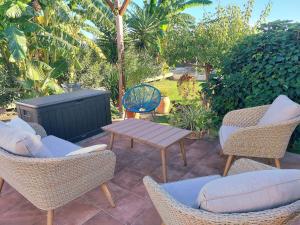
[100,183,115,208]
[130,138,134,148]
[0,178,4,193]
[274,158,281,168]
[151,111,156,120]
[219,149,223,156]
[223,155,234,176]
[47,210,54,225]
[108,133,115,150]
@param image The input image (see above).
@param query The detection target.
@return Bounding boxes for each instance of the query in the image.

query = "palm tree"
[127,0,212,56]
[127,3,167,53]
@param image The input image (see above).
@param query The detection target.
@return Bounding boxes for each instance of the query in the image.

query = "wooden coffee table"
[102,119,192,182]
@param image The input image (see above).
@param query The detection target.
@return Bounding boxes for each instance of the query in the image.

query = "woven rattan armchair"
[0,123,116,225]
[144,158,300,225]
[221,105,300,176]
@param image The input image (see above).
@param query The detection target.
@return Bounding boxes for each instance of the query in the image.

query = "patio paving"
[1,131,300,225]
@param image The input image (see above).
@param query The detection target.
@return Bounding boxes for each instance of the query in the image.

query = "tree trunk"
[204,63,213,80]
[115,0,125,113]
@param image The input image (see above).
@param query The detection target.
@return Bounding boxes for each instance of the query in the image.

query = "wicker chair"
[0,123,116,225]
[221,105,300,176]
[144,158,300,225]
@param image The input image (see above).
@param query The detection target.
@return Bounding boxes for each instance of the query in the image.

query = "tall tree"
[103,0,131,113]
[162,0,272,80]
[195,0,272,79]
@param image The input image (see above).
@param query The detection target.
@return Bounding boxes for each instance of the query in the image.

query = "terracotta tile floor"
[1,132,300,225]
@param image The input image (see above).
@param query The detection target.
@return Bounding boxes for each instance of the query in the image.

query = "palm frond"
[175,0,212,13]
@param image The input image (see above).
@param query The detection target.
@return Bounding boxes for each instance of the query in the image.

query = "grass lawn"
[149,79,182,102]
[150,78,203,102]
[149,78,203,124]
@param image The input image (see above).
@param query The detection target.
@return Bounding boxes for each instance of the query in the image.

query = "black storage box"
[16,89,111,142]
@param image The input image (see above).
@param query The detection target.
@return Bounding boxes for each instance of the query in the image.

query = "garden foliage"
[202,21,300,151]
[169,100,218,133]
[164,0,271,74]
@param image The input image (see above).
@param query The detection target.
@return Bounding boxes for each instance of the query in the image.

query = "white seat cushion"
[258,95,300,125]
[198,169,300,213]
[163,175,221,208]
[219,125,241,148]
[41,135,81,157]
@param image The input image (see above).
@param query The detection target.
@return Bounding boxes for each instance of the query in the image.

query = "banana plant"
[20,60,64,97]
[0,0,105,96]
[71,0,119,63]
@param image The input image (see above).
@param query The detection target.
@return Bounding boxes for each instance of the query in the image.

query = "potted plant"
[169,100,218,139]
[157,90,171,114]
[125,111,140,119]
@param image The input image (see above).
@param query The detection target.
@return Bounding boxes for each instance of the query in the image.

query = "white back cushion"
[258,95,300,125]
[197,169,300,213]
[6,117,36,134]
[0,124,48,157]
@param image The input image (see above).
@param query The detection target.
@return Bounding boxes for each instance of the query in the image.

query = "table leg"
[109,133,115,150]
[160,148,168,183]
[179,140,187,166]
[130,138,134,148]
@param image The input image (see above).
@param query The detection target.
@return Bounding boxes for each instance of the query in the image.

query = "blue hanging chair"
[122,84,161,113]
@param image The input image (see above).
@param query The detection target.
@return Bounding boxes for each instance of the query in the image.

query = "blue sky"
[133,0,300,23]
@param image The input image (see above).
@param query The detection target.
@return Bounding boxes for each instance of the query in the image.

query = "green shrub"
[169,100,218,132]
[0,59,21,107]
[104,49,162,105]
[79,48,162,105]
[77,49,119,104]
[101,68,119,105]
[77,49,107,88]
[125,49,162,88]
[202,21,300,151]
[177,74,199,100]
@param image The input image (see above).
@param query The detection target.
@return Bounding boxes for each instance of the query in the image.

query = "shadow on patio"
[1,132,300,225]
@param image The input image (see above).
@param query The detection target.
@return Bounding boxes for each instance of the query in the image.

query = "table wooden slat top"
[102,119,191,148]
[103,119,192,182]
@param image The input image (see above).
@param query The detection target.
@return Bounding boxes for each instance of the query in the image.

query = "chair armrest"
[28,122,47,137]
[0,150,116,210]
[223,105,269,127]
[223,118,300,158]
[228,158,276,176]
